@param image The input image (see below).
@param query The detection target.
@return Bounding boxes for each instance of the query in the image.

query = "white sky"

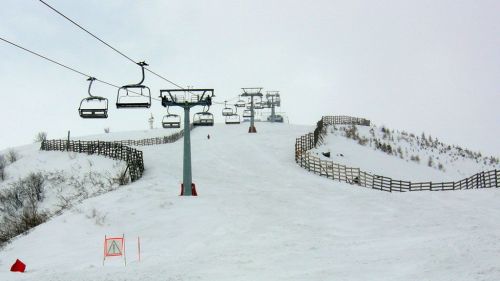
[0,0,498,156]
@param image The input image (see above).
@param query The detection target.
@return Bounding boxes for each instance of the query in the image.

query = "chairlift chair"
[193,108,214,126]
[116,61,152,108]
[162,107,181,128]
[222,107,234,116]
[235,98,246,108]
[243,109,252,118]
[225,114,241,124]
[275,96,281,107]
[79,77,108,118]
[222,101,234,116]
[267,114,284,123]
[253,96,264,109]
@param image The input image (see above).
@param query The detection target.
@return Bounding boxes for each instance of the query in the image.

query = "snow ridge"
[296,116,499,192]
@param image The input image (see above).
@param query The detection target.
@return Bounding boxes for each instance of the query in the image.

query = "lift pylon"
[241,87,263,133]
[266,91,281,123]
[160,89,214,196]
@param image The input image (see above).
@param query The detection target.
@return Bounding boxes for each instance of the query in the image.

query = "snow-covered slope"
[313,124,499,181]
[1,123,500,281]
[0,144,126,213]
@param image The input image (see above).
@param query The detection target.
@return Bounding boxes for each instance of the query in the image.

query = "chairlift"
[225,114,241,124]
[222,101,234,116]
[162,107,181,128]
[243,109,252,118]
[275,96,281,107]
[116,61,151,108]
[253,96,264,109]
[79,77,108,119]
[193,107,214,126]
[235,97,246,108]
[267,114,284,123]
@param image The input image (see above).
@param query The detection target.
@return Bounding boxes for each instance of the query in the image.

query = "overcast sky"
[0,0,498,156]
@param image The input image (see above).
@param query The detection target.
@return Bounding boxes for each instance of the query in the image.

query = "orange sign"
[103,235,126,266]
[105,237,124,256]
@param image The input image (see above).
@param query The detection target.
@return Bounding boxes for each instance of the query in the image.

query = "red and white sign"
[103,235,126,265]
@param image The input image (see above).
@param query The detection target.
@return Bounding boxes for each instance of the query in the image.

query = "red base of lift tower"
[180,183,198,196]
[248,126,257,133]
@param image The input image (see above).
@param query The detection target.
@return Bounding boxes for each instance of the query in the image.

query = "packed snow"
[1,123,500,281]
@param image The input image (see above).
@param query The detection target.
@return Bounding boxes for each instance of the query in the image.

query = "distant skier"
[207,134,210,140]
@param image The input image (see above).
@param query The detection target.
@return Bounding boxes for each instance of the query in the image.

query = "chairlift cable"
[38,0,186,90]
[0,36,90,78]
[0,36,160,101]
[213,94,240,106]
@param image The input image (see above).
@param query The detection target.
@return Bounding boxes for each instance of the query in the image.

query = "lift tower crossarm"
[160,89,213,107]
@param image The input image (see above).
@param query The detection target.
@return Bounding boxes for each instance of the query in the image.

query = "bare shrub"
[6,149,19,163]
[0,155,6,181]
[357,137,368,146]
[114,167,130,186]
[34,131,48,142]
[345,125,359,140]
[55,193,74,213]
[410,155,420,163]
[428,156,434,167]
[86,208,106,226]
[438,163,445,171]
[0,173,48,246]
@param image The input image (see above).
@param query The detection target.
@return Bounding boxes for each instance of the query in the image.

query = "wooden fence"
[295,116,500,192]
[41,140,144,182]
[113,124,193,146]
[322,115,370,126]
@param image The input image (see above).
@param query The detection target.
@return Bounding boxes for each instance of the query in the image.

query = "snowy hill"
[1,122,500,281]
[0,144,127,215]
[313,124,499,181]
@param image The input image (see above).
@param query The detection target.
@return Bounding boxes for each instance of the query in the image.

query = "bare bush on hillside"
[0,155,6,181]
[0,173,48,247]
[34,131,48,142]
[6,149,19,163]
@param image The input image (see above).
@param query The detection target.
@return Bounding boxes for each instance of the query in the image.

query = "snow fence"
[40,140,144,182]
[295,115,500,192]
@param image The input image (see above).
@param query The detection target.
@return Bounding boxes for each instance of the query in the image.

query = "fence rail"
[113,124,193,146]
[295,116,499,192]
[322,115,370,126]
[41,139,144,182]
